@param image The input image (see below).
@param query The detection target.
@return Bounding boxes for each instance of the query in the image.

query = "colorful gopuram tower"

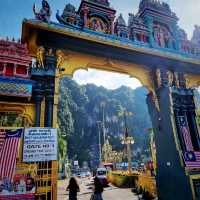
[78,0,116,33]
[0,39,33,103]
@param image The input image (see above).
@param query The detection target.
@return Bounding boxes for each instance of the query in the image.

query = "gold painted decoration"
[168,71,174,87]
[89,17,108,33]
[46,48,54,56]
[0,102,35,126]
[56,50,65,70]
[174,72,179,88]
[36,46,45,68]
[156,68,161,88]
[185,74,200,89]
[153,92,160,112]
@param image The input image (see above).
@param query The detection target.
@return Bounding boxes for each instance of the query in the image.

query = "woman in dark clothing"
[66,177,80,200]
[93,177,104,200]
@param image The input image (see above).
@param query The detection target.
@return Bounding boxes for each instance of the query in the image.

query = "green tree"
[58,77,153,165]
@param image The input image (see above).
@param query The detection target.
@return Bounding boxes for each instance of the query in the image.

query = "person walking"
[66,177,80,200]
[92,177,104,200]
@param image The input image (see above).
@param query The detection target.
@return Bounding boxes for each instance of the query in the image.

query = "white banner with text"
[23,128,58,162]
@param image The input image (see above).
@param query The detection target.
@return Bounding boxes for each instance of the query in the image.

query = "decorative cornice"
[22,19,200,66]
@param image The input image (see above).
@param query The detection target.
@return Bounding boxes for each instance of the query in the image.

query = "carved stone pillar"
[144,16,154,47]
[178,72,186,88]
[34,80,44,127]
[31,48,45,127]
[44,78,54,127]
[109,15,115,34]
[172,23,181,50]
[146,69,193,200]
[44,49,57,127]
[160,68,169,87]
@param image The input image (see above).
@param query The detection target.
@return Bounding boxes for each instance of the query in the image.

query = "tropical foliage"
[58,77,152,166]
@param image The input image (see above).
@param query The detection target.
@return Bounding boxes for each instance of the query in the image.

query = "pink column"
[140,34,143,42]
[3,63,6,75]
[109,15,115,34]
[83,7,89,28]
[143,35,146,43]
[13,63,17,76]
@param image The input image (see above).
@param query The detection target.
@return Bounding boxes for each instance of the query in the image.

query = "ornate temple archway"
[5,0,200,199]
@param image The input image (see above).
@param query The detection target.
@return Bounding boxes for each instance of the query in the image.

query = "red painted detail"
[5,63,14,77]
[0,39,31,79]
[16,65,28,76]
[0,63,3,72]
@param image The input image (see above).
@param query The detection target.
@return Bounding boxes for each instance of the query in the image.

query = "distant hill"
[58,77,153,166]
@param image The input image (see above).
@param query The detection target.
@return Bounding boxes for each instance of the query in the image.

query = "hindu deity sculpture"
[153,23,173,48]
[90,17,108,33]
[33,0,51,23]
[36,47,45,68]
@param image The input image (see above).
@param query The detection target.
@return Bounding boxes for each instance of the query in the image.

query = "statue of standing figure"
[36,46,45,68]
[33,0,52,23]
[159,27,165,48]
[154,24,170,48]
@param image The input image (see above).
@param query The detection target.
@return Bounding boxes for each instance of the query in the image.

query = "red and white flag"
[0,130,6,153]
[181,126,194,151]
[0,129,22,181]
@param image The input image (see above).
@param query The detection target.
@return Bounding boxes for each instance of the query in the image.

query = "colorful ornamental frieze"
[0,39,32,98]
[33,0,200,57]
[0,77,33,98]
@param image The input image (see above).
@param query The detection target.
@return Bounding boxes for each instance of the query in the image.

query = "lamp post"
[100,101,106,144]
[97,121,102,165]
[119,108,134,173]
[121,136,134,173]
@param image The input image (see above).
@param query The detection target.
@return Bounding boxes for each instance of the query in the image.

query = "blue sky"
[0,0,199,89]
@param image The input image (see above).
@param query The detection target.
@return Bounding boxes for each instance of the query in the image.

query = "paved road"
[78,187,138,200]
[58,178,139,200]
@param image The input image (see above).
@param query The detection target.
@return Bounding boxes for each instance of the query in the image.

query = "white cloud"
[73,69,141,89]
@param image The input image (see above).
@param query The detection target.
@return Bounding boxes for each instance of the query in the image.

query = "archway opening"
[57,68,153,177]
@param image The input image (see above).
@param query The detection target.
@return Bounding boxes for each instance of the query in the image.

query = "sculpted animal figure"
[33,0,51,23]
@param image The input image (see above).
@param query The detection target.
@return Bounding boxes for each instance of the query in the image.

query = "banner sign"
[0,162,36,199]
[23,128,57,162]
[0,194,35,200]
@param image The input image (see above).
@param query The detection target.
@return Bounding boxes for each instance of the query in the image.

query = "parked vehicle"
[96,167,109,187]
